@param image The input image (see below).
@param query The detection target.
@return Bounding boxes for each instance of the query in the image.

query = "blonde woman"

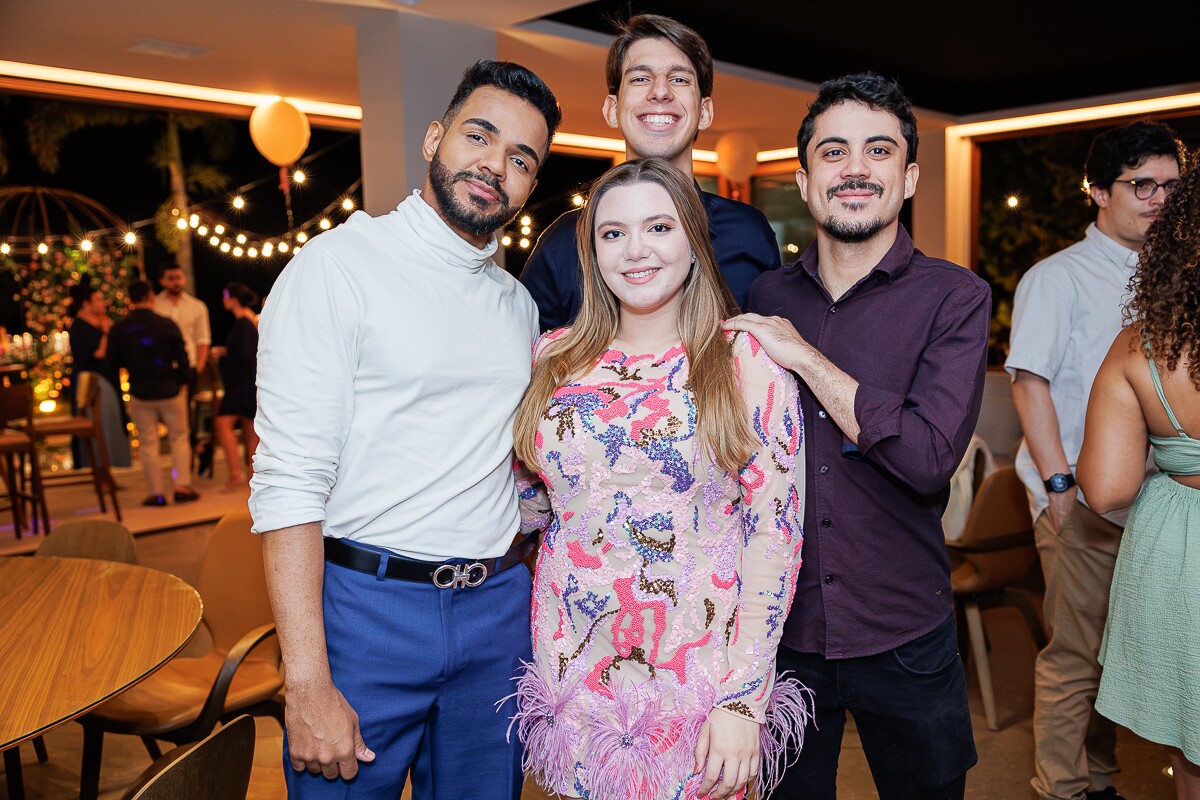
[511,158,809,800]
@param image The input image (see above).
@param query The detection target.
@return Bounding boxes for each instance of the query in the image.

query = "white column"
[355,13,497,216]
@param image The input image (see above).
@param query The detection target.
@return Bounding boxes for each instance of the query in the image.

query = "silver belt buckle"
[432,562,487,589]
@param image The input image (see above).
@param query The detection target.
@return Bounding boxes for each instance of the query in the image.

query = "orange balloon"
[249,99,311,167]
[715,131,760,185]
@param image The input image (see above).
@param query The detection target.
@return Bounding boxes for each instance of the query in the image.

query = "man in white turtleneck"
[249,61,560,799]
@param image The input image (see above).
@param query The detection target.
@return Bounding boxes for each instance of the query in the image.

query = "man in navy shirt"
[519,14,779,330]
[727,73,990,799]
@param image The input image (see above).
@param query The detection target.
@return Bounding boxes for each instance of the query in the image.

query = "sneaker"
[142,495,167,507]
[1086,788,1127,800]
[173,488,201,503]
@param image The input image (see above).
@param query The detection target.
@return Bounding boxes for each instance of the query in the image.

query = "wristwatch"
[1043,473,1077,493]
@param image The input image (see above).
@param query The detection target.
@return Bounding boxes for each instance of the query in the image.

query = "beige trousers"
[129,390,192,497]
[1031,501,1122,800]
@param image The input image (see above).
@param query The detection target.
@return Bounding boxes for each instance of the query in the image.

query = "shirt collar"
[1084,222,1140,270]
[392,189,498,273]
[798,224,916,282]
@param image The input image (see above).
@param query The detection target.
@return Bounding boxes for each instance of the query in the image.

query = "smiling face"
[602,37,713,174]
[1091,154,1181,252]
[797,101,918,245]
[421,86,548,247]
[593,181,693,324]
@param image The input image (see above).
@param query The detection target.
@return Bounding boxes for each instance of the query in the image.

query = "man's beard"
[820,179,888,243]
[427,149,518,239]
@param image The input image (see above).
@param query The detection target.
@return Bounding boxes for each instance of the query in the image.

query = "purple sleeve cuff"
[854,383,905,452]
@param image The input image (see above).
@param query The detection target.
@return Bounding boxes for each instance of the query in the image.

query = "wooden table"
[0,557,203,750]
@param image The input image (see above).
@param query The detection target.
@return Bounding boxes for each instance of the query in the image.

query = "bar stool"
[0,368,49,537]
[23,371,121,521]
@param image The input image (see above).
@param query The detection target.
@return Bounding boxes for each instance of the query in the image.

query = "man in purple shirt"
[727,73,990,799]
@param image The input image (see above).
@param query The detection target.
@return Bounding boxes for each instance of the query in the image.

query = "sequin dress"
[512,330,810,800]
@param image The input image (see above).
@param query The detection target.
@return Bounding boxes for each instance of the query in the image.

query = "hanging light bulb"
[319,218,331,230]
[342,198,354,211]
[197,226,208,236]
[232,196,245,209]
[236,233,247,244]
[220,242,231,252]
[262,242,274,256]
[278,241,290,253]
[176,218,189,230]
[80,240,93,252]
[124,231,137,245]
[293,169,306,183]
[214,224,225,235]
[519,238,530,249]
[296,232,308,243]
[572,194,584,207]
[232,246,244,257]
[248,247,259,258]
[0,243,9,255]
[37,242,49,255]
[210,236,220,246]
[520,216,531,227]
[189,214,200,227]
[501,235,512,247]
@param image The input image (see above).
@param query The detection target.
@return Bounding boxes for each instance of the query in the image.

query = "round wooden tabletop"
[0,557,203,750]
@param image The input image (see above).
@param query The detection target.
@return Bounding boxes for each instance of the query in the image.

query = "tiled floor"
[0,457,1180,798]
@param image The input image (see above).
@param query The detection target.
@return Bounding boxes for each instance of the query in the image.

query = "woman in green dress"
[1079,164,1200,800]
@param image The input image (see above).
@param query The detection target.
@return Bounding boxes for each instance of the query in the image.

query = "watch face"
[1049,474,1069,492]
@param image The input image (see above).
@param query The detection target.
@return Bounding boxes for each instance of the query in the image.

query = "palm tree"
[2,98,232,289]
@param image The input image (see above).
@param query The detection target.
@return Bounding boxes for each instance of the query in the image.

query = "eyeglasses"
[1117,178,1181,200]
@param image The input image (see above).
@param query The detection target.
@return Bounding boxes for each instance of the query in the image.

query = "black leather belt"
[324,533,539,589]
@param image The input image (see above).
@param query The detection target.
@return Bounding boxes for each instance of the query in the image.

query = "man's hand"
[1045,485,1077,533]
[284,679,375,780]
[722,313,811,374]
[693,709,761,800]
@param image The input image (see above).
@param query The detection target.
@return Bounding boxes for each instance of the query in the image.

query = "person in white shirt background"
[249,60,560,799]
[1006,120,1183,800]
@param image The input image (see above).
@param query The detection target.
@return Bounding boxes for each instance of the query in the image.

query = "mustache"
[454,170,509,206]
[826,179,884,201]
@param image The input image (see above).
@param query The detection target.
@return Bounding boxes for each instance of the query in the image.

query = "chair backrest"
[37,520,139,563]
[122,714,255,800]
[75,371,101,421]
[0,376,34,429]
[958,466,1037,590]
[974,370,1023,464]
[198,510,277,661]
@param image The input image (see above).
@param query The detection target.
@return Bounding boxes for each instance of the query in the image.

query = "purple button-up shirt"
[746,226,991,659]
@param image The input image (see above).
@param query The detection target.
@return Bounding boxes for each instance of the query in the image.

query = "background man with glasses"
[1007,120,1183,800]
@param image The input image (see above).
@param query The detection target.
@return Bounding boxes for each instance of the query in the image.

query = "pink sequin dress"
[512,331,810,800]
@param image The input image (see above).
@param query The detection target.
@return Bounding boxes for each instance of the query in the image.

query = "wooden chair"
[37,519,139,563]
[78,511,283,800]
[0,372,49,536]
[25,371,122,521]
[121,715,255,800]
[948,466,1046,730]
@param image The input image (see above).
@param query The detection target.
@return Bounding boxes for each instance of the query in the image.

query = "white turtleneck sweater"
[249,190,539,561]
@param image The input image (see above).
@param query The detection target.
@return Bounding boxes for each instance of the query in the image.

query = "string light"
[500,235,512,247]
[220,242,231,252]
[189,214,200,227]
[342,198,354,211]
[1007,196,1019,208]
[277,242,289,253]
[319,218,331,230]
[262,242,274,256]
[232,246,243,257]
[520,215,531,227]
[520,225,531,236]
[232,196,245,209]
[80,239,93,251]
[0,243,9,255]
[236,233,247,244]
[519,238,530,249]
[786,243,800,254]
[209,236,220,246]
[176,218,188,230]
[247,247,258,258]
[38,242,49,254]
[572,194,584,207]
[214,224,225,235]
[293,170,306,183]
[197,226,208,236]
[123,231,137,245]
[296,232,308,243]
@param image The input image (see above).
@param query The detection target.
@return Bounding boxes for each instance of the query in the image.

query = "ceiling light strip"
[948,92,1200,138]
[0,60,362,120]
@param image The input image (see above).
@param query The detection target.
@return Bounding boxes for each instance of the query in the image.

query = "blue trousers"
[286,550,532,799]
[770,614,977,800]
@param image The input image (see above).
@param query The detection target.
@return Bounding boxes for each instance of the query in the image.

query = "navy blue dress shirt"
[747,226,991,659]
[520,187,780,332]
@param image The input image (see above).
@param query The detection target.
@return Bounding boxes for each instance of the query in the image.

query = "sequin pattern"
[514,330,806,799]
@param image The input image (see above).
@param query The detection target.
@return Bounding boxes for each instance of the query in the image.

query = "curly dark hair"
[1126,160,1200,389]
[796,72,918,170]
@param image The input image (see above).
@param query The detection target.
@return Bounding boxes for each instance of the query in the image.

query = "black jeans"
[771,614,977,800]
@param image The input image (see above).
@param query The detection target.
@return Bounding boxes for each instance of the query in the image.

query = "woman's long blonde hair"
[513,158,754,474]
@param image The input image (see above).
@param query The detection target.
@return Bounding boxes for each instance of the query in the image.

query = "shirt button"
[821,518,832,527]
[829,305,838,314]
[824,574,837,585]
[818,410,827,419]
[819,465,829,474]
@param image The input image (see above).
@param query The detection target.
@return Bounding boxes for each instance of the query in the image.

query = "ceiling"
[1,0,1197,153]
